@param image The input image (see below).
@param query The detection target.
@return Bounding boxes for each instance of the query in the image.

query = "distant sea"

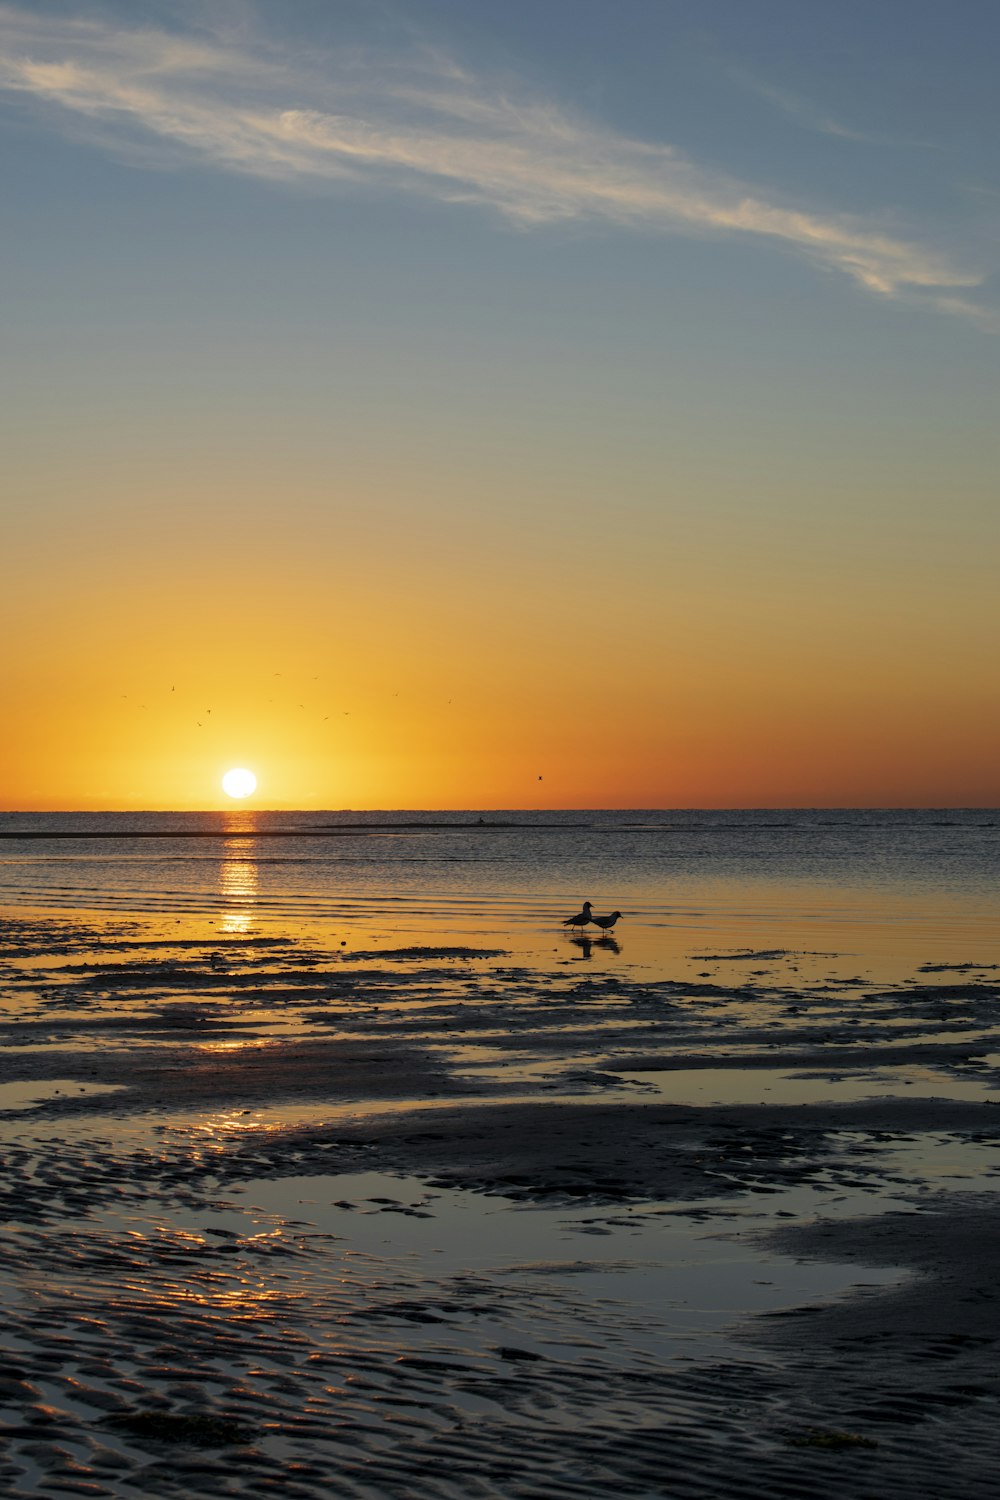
[1,809,998,979]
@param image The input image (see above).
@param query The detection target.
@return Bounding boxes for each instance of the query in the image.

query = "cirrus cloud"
[0,4,993,326]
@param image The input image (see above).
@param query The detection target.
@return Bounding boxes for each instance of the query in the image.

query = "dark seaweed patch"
[784,1428,878,1450]
[100,1410,256,1446]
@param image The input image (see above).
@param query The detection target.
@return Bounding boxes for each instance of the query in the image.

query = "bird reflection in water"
[568,934,621,959]
[219,820,259,935]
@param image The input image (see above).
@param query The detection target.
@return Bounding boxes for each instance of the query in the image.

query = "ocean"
[2,808,997,981]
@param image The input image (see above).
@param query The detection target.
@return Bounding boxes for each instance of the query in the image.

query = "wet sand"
[1,909,999,1497]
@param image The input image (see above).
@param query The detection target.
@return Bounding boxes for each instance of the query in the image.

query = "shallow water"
[611,1063,1000,1107]
[234,1168,906,1352]
[1,823,999,1496]
[1,809,998,986]
[0,1078,125,1111]
[0,1142,915,1498]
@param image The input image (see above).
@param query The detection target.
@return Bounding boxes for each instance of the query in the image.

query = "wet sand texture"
[0,912,998,1497]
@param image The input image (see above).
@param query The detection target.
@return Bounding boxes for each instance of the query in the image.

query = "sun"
[222,767,257,799]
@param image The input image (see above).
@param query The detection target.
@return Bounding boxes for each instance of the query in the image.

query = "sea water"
[1,808,998,980]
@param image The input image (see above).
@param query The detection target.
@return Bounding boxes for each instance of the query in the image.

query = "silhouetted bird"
[591,910,622,934]
[562,901,593,930]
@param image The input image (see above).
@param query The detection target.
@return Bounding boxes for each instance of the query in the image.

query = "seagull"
[591,910,622,934]
[562,901,594,930]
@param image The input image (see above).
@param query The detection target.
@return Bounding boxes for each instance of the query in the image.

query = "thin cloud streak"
[0,6,988,317]
[727,63,942,151]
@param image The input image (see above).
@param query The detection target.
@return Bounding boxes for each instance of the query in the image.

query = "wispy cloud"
[0,5,990,322]
[726,63,940,151]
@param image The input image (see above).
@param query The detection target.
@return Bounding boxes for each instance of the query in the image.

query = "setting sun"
[222,767,257,799]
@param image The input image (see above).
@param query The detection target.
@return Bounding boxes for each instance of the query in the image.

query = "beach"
[1,839,999,1498]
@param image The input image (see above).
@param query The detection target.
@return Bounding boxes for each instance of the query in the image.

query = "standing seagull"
[592,910,622,934]
[562,901,594,931]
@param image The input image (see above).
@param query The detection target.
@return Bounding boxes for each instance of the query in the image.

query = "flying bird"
[562,901,594,930]
[592,910,622,934]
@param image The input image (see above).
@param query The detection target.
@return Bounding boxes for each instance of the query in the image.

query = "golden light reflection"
[219,833,259,935]
[195,1039,273,1053]
[191,1108,283,1139]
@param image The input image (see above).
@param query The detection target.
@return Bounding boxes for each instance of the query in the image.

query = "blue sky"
[4,0,997,460]
[3,0,996,314]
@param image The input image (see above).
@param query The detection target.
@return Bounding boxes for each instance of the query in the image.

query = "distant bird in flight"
[592,910,622,934]
[562,901,593,930]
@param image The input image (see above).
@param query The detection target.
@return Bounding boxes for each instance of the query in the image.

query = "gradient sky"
[2,0,998,809]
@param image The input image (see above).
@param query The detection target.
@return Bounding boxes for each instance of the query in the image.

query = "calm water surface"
[1,809,998,978]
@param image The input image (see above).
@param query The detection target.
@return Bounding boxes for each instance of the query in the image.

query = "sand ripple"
[1,912,999,1497]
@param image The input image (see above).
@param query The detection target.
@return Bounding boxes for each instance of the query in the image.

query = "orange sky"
[4,450,997,809]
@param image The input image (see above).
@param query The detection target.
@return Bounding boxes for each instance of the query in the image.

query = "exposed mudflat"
[1,910,999,1498]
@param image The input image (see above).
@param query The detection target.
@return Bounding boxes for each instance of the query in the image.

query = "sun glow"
[222,767,257,799]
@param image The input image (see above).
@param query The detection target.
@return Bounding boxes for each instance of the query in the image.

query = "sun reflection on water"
[219,827,259,935]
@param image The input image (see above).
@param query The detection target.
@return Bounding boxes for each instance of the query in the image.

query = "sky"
[1,0,998,810]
